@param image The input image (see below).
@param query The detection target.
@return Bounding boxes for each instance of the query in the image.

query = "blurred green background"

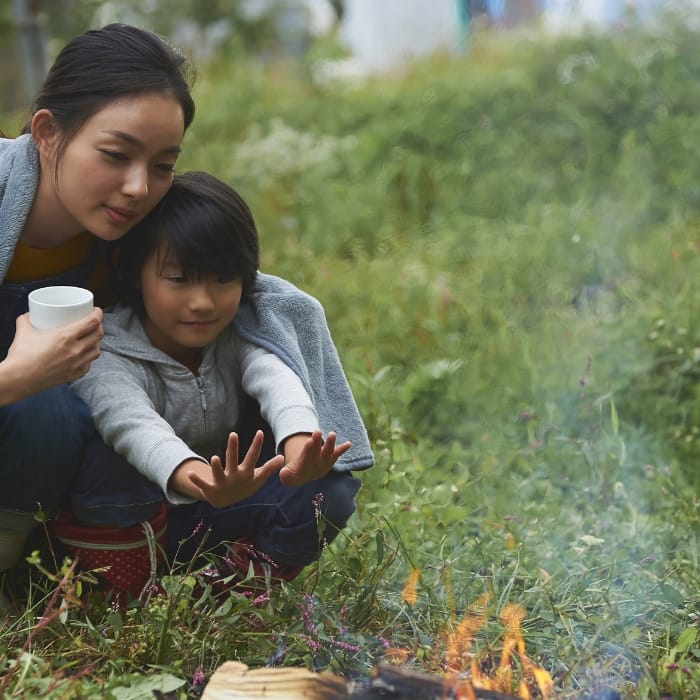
[2,2,700,697]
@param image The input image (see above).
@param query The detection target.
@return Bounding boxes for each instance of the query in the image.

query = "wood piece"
[201,662,519,700]
[201,661,349,699]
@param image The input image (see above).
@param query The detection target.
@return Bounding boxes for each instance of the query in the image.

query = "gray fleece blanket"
[0,134,39,284]
[235,272,374,471]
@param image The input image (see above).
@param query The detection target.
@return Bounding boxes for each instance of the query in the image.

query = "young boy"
[63,172,373,601]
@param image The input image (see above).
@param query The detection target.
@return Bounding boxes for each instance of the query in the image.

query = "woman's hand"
[279,431,352,487]
[178,430,285,508]
[0,309,103,406]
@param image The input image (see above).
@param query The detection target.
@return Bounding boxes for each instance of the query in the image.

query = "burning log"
[201,661,520,699]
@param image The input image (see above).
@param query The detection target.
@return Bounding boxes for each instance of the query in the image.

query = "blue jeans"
[167,469,361,567]
[73,430,361,568]
[0,385,94,530]
[0,241,101,532]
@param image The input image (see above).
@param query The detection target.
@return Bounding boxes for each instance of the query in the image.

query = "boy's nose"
[189,285,215,311]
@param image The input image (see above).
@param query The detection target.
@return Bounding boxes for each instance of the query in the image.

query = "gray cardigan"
[0,134,39,284]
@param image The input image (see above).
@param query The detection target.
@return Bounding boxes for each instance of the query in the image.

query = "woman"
[0,23,195,571]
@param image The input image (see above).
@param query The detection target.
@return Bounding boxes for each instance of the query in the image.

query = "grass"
[2,12,700,699]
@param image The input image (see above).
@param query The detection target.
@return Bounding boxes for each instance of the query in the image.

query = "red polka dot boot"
[51,503,167,607]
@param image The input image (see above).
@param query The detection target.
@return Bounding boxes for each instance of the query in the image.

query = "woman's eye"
[166,275,187,284]
[100,149,127,161]
[156,163,177,174]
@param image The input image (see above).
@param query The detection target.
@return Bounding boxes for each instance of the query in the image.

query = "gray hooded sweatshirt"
[72,305,321,505]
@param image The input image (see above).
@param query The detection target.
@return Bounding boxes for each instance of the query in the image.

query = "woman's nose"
[122,165,149,199]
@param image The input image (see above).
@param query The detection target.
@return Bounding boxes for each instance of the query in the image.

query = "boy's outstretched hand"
[279,430,352,487]
[177,430,285,508]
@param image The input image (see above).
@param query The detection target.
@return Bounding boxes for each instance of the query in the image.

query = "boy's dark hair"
[22,23,195,156]
[111,171,260,312]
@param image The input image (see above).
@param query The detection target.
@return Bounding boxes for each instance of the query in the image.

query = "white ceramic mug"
[28,286,94,330]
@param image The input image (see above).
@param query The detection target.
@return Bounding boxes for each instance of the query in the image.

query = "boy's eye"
[216,275,239,284]
[165,275,187,283]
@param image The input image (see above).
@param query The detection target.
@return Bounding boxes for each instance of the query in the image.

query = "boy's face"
[139,247,242,370]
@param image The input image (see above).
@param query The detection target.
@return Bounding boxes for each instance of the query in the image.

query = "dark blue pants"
[0,241,101,533]
[0,385,94,531]
[72,432,361,568]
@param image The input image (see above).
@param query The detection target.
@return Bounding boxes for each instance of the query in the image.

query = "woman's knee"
[0,385,94,462]
[0,387,94,513]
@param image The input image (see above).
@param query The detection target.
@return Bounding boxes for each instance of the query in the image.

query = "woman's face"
[42,93,185,241]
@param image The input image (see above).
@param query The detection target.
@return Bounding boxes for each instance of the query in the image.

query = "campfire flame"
[400,567,420,606]
[401,573,554,699]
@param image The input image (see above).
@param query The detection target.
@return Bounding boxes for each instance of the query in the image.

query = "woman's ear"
[30,109,60,159]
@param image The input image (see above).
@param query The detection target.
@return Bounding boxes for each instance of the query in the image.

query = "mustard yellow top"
[4,232,92,284]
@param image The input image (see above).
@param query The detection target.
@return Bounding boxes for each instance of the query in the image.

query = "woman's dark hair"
[22,23,195,160]
[112,171,260,313]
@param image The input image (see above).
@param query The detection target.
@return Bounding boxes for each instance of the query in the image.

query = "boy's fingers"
[255,455,285,482]
[188,472,211,494]
[209,455,227,483]
[240,430,264,468]
[321,434,336,454]
[225,432,240,467]
[334,441,352,457]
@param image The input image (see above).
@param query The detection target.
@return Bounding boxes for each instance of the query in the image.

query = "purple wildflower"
[300,633,321,652]
[253,592,271,606]
[312,492,325,520]
[300,597,316,635]
[191,667,206,687]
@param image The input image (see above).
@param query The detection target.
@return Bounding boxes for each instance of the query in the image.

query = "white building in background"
[335,0,700,75]
[337,0,463,74]
[541,0,699,33]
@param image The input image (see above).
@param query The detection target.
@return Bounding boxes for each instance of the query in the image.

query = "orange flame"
[391,585,553,699]
[446,592,491,672]
[499,602,553,700]
[401,567,420,606]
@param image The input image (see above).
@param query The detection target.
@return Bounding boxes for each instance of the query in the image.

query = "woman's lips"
[105,205,138,225]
